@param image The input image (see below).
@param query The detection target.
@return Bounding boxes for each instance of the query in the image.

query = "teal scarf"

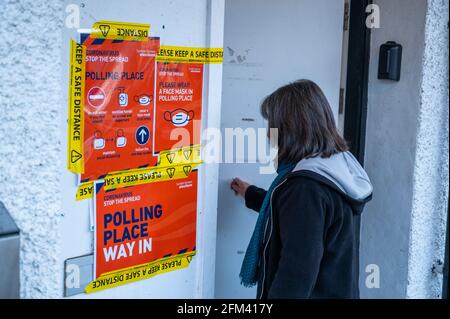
[239,162,296,287]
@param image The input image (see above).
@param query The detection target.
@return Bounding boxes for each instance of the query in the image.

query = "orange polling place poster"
[153,62,203,153]
[94,171,198,278]
[81,36,160,182]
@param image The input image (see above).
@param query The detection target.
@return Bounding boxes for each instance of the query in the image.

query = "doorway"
[214,0,349,298]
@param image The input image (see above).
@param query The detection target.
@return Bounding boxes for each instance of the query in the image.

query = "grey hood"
[290,151,373,206]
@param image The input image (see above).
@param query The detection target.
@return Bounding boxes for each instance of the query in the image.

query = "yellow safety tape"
[158,144,202,166]
[67,39,85,173]
[85,251,195,293]
[75,145,202,200]
[103,162,201,191]
[76,182,94,201]
[76,162,201,200]
[91,20,150,41]
[157,45,223,64]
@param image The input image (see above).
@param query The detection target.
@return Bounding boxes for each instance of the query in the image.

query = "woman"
[230,80,373,299]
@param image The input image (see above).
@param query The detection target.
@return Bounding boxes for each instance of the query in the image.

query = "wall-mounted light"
[378,41,402,81]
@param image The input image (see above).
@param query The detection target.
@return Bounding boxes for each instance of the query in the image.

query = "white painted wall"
[406,0,448,298]
[0,0,64,298]
[215,0,345,298]
[360,0,448,299]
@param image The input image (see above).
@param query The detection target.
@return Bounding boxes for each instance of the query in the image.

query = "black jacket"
[244,152,372,299]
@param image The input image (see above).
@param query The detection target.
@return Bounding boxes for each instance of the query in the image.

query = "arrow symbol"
[136,126,149,145]
[138,129,147,142]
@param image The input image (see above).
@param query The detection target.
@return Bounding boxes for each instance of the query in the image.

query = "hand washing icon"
[116,87,128,107]
[164,108,194,127]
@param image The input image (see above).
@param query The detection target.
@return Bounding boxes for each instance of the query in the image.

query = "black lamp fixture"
[378,41,402,81]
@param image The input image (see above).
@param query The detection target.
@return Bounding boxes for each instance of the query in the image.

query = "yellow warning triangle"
[183,149,192,160]
[71,150,82,163]
[166,167,176,178]
[99,24,110,37]
[183,165,192,176]
[166,152,176,164]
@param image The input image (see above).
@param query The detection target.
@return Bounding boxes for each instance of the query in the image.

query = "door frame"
[342,0,372,293]
[343,0,372,165]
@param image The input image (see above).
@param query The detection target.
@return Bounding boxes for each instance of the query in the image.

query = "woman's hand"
[230,178,250,198]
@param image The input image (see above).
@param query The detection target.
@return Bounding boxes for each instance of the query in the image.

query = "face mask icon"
[164,108,194,127]
[93,131,105,150]
[116,129,127,148]
[134,94,152,106]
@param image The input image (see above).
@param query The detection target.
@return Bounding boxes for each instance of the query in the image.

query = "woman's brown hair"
[261,79,348,163]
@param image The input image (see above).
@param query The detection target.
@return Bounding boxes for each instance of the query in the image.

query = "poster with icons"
[154,62,204,153]
[79,35,205,183]
[80,35,160,182]
[65,20,223,294]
